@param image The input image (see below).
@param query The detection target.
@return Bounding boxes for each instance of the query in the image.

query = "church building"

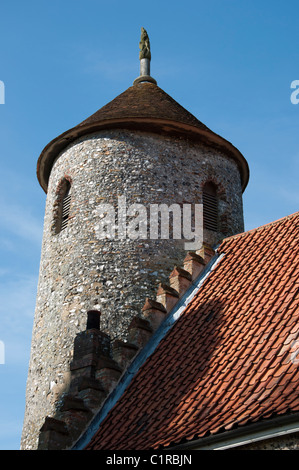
[21,29,299,451]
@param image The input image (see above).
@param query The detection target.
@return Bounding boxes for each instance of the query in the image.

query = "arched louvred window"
[203,182,218,232]
[54,179,72,234]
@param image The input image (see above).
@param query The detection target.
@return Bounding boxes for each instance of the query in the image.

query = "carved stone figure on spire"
[139,27,151,60]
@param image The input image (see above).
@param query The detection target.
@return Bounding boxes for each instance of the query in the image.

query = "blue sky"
[0,0,298,450]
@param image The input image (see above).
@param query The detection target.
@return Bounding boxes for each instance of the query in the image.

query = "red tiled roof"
[85,211,299,450]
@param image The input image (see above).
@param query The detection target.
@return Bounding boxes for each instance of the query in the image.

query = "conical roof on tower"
[37,29,249,193]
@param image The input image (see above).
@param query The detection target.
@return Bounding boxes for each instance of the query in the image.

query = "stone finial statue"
[133,27,157,85]
[139,27,151,61]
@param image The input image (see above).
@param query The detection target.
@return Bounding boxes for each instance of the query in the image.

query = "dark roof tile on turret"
[37,81,249,193]
[78,82,210,130]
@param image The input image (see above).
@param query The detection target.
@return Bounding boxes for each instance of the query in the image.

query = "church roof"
[82,211,299,450]
[36,81,249,193]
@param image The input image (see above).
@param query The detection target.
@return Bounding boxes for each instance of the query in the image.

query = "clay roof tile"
[83,211,299,450]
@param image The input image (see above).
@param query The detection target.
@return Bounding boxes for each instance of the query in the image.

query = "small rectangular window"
[54,179,72,234]
[203,183,218,232]
[61,188,71,231]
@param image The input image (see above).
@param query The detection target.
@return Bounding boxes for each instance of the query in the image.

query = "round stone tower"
[21,29,249,449]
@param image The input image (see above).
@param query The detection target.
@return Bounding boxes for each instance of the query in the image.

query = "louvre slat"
[203,198,216,204]
[63,196,71,204]
[204,216,217,223]
[62,208,70,216]
[203,193,217,201]
[203,200,217,208]
[204,218,217,224]
[203,202,217,210]
[203,207,217,215]
[203,206,217,213]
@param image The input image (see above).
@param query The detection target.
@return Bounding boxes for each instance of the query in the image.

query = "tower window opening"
[54,179,72,234]
[61,183,71,231]
[203,182,218,232]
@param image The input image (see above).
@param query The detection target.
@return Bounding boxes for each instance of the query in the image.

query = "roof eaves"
[37,115,249,194]
[167,412,299,450]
